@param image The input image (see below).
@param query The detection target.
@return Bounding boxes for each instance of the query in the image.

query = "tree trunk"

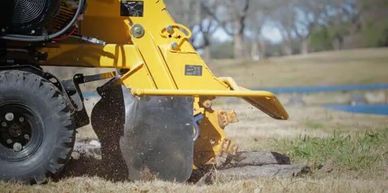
[250,38,266,61]
[203,46,211,61]
[250,42,260,61]
[300,39,309,55]
[232,18,246,60]
[259,37,267,59]
[332,35,344,50]
[234,32,245,60]
[282,42,292,56]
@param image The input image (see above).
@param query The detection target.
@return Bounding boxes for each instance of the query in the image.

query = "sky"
[212,24,283,44]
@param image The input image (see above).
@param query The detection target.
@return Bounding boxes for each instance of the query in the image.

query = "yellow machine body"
[40,0,288,169]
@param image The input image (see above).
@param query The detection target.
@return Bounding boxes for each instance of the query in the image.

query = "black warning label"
[121,0,144,17]
[185,65,203,76]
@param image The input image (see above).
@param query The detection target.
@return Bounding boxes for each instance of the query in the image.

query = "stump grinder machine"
[0,0,288,183]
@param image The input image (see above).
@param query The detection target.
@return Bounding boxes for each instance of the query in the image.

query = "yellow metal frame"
[42,0,288,120]
[40,0,288,167]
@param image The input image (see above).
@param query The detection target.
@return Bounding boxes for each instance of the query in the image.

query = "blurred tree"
[246,0,276,60]
[318,0,360,50]
[203,0,251,59]
[358,0,388,47]
[309,27,334,51]
[270,0,297,55]
[197,1,219,60]
[210,40,234,59]
[333,0,359,49]
[294,0,330,54]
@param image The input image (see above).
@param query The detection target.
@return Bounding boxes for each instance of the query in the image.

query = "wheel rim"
[0,103,44,161]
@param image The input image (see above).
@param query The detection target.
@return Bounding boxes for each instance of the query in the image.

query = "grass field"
[210,47,388,88]
[2,48,388,192]
[1,177,387,193]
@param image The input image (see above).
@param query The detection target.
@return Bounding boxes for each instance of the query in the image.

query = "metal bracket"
[61,74,90,128]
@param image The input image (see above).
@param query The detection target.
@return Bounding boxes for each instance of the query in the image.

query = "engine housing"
[1,0,64,35]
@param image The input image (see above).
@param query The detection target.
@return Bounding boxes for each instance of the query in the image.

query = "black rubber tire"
[0,70,75,183]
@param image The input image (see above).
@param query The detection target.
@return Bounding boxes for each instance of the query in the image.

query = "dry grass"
[1,177,387,193]
[38,101,386,193]
[210,48,388,88]
[219,101,388,151]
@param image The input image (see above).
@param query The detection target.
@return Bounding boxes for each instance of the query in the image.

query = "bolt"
[13,142,23,152]
[6,139,12,144]
[31,30,35,34]
[19,117,24,122]
[5,113,14,121]
[24,134,30,140]
[131,24,145,38]
[133,27,142,35]
[166,25,174,34]
[171,42,179,50]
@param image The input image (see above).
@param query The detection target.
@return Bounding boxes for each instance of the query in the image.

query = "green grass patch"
[275,128,388,176]
[303,119,325,129]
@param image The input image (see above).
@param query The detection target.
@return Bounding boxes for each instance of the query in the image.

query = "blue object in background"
[260,83,388,116]
[260,83,388,94]
[325,104,388,116]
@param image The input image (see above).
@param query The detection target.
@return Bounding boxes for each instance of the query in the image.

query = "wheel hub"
[0,105,34,153]
[9,124,24,137]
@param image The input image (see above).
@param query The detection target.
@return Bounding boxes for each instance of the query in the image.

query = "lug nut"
[24,134,30,140]
[13,143,23,152]
[171,42,179,50]
[19,117,25,122]
[5,113,14,121]
[1,122,7,127]
[6,139,12,144]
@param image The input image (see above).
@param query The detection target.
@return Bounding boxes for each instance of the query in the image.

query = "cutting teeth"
[217,111,239,129]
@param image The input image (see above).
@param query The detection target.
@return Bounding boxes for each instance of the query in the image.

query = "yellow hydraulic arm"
[42,0,288,120]
[41,0,288,172]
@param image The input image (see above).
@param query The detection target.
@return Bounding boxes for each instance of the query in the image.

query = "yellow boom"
[31,0,288,181]
[42,0,287,117]
[39,0,288,172]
